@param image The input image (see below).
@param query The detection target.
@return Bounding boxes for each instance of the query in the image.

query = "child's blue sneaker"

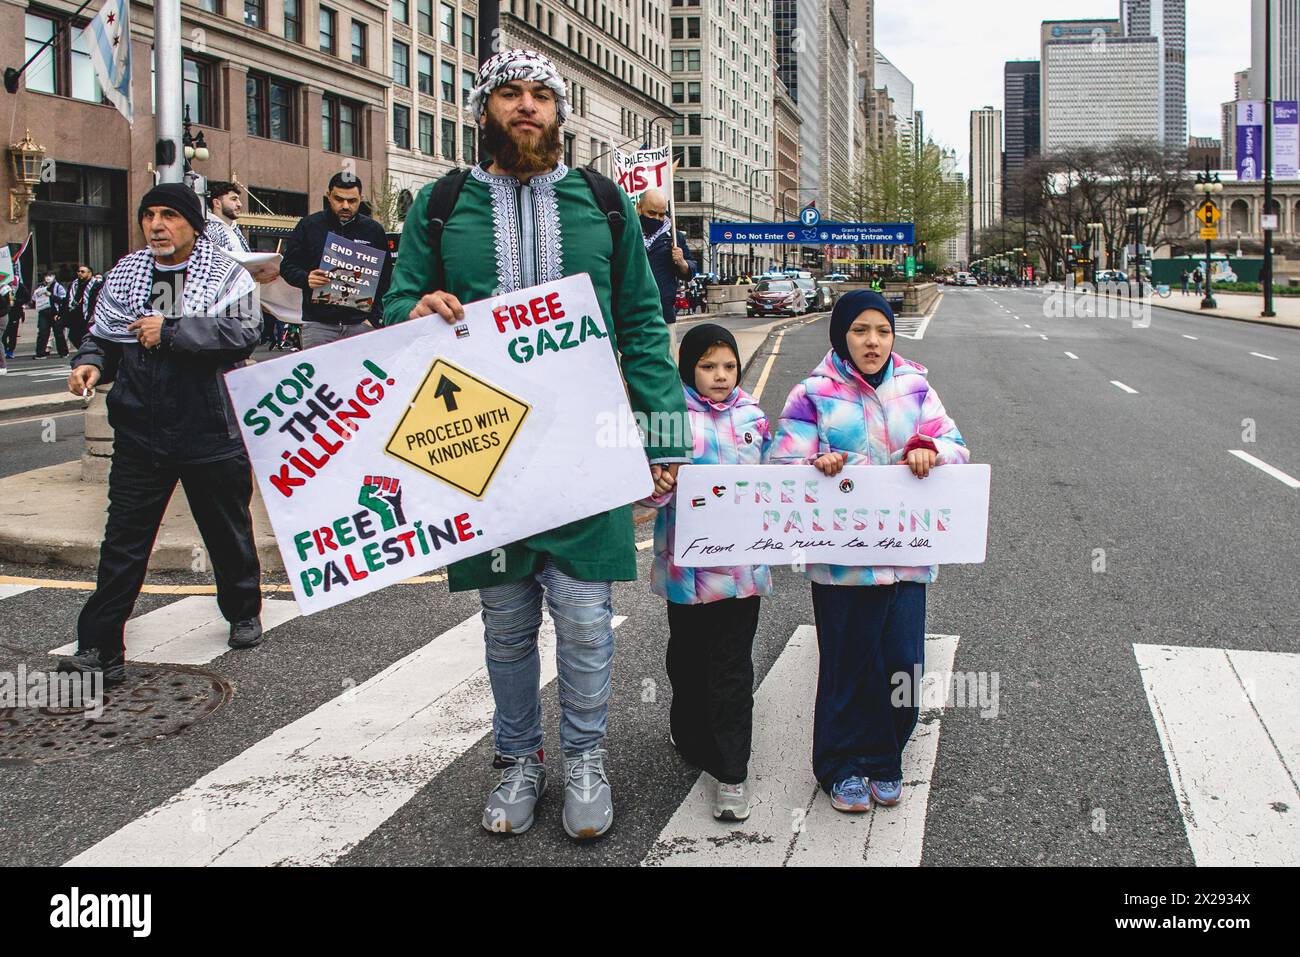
[869,778,902,806]
[830,776,872,812]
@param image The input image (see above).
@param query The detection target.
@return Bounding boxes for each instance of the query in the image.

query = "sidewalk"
[0,311,790,572]
[1141,290,1299,329]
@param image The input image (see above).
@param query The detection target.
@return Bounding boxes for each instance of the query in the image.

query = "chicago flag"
[81,0,133,125]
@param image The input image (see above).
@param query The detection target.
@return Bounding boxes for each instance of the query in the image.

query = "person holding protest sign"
[281,172,391,350]
[641,324,770,822]
[384,48,690,841]
[770,290,969,812]
[637,187,696,339]
[58,183,265,686]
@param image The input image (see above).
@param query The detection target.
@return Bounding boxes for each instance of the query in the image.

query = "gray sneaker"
[562,749,614,840]
[714,779,751,821]
[482,752,547,835]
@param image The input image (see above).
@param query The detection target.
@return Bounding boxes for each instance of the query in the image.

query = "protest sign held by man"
[281,172,391,349]
[384,48,690,842]
[59,183,265,686]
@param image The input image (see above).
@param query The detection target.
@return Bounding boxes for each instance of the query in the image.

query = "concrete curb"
[0,392,89,423]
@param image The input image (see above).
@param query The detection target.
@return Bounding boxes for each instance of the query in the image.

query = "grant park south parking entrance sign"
[225,274,652,614]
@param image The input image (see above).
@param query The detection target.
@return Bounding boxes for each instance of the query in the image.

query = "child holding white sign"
[643,324,771,822]
[770,290,969,812]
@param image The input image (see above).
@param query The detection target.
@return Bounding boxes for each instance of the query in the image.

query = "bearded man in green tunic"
[383,49,690,841]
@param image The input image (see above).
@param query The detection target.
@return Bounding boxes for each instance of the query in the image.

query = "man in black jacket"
[636,188,696,340]
[281,172,392,350]
[60,183,265,686]
[61,263,102,349]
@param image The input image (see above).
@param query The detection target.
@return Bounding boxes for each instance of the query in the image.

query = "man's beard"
[482,112,562,176]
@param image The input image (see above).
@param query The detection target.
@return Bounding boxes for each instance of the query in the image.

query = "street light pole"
[1262,0,1277,317]
[746,166,780,277]
[155,0,184,184]
[1195,157,1222,310]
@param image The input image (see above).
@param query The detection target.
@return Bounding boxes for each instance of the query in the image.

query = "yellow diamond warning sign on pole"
[1196,201,1221,228]
[385,359,530,499]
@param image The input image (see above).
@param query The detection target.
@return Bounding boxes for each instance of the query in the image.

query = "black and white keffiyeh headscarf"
[642,216,672,250]
[467,49,571,124]
[90,234,239,344]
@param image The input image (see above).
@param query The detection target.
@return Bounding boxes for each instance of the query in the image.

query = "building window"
[322,94,362,156]
[198,0,222,12]
[461,12,475,52]
[417,52,433,95]
[182,57,215,126]
[393,41,410,86]
[394,0,409,24]
[319,7,336,54]
[283,0,301,41]
[24,12,107,102]
[246,73,297,142]
[462,124,476,164]
[394,104,410,149]
[462,68,475,106]
[439,2,455,44]
[417,0,433,35]
[351,21,366,65]
[244,0,263,29]
[441,118,456,161]
[440,60,455,102]
[687,81,700,104]
[689,181,702,202]
[419,112,434,154]
[671,81,683,104]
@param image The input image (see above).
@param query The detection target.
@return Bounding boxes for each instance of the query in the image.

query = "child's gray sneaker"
[482,751,547,834]
[562,748,614,840]
[713,779,751,821]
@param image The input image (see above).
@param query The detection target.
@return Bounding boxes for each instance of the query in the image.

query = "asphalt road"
[0,290,1295,866]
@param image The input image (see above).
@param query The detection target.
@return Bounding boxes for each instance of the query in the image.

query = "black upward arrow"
[434,374,462,412]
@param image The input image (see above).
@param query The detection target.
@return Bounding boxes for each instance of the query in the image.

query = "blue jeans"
[810,581,926,787]
[480,560,615,758]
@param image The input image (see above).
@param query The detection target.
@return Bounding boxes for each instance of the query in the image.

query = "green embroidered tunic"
[383,163,690,592]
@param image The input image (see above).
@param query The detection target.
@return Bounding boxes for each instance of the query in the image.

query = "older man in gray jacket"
[60,183,265,686]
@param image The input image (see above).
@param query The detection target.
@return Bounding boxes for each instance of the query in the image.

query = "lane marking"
[636,537,654,550]
[0,583,37,601]
[644,629,960,867]
[1182,335,1199,340]
[1134,644,1300,866]
[1110,381,1139,394]
[48,596,301,664]
[750,330,787,403]
[1022,324,1031,328]
[1039,335,1049,340]
[68,611,628,866]
[1064,352,1079,359]
[1250,352,1280,361]
[1228,450,1300,489]
[0,572,446,594]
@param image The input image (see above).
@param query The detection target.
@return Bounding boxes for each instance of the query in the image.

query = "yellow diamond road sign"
[1196,201,1221,227]
[386,359,530,499]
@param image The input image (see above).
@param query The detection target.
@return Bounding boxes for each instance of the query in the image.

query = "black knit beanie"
[677,322,740,387]
[138,182,206,235]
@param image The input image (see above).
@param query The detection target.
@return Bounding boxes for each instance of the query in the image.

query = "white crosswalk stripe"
[48,596,301,665]
[0,584,37,601]
[67,611,627,867]
[1135,643,1300,866]
[643,627,960,867]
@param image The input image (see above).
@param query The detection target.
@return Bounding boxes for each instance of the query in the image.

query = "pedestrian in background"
[637,187,695,346]
[3,280,26,359]
[281,172,391,349]
[770,290,969,813]
[34,272,68,358]
[641,324,771,822]
[62,264,102,349]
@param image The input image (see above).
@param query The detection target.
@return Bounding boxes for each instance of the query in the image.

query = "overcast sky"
[874,0,1251,168]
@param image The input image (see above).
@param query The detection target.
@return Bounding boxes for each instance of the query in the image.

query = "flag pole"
[3,0,100,94]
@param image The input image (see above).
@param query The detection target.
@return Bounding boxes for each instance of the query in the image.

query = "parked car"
[1096,269,1129,284]
[747,279,808,317]
[823,273,850,283]
[793,277,834,312]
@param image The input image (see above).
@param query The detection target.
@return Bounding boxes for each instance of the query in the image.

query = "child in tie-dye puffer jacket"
[642,323,771,823]
[770,290,969,814]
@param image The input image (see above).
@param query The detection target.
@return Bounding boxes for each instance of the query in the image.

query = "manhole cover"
[0,651,232,766]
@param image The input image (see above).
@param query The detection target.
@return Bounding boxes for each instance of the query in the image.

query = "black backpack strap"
[578,166,628,304]
[577,166,627,255]
[425,166,472,291]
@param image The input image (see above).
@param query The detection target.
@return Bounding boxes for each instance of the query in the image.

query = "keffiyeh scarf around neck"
[642,217,672,250]
[90,235,229,344]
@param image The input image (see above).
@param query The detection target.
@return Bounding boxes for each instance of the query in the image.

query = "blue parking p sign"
[800,205,821,227]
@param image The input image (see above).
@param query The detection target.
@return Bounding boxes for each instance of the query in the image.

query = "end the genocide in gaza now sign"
[672,464,991,568]
[225,273,652,614]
